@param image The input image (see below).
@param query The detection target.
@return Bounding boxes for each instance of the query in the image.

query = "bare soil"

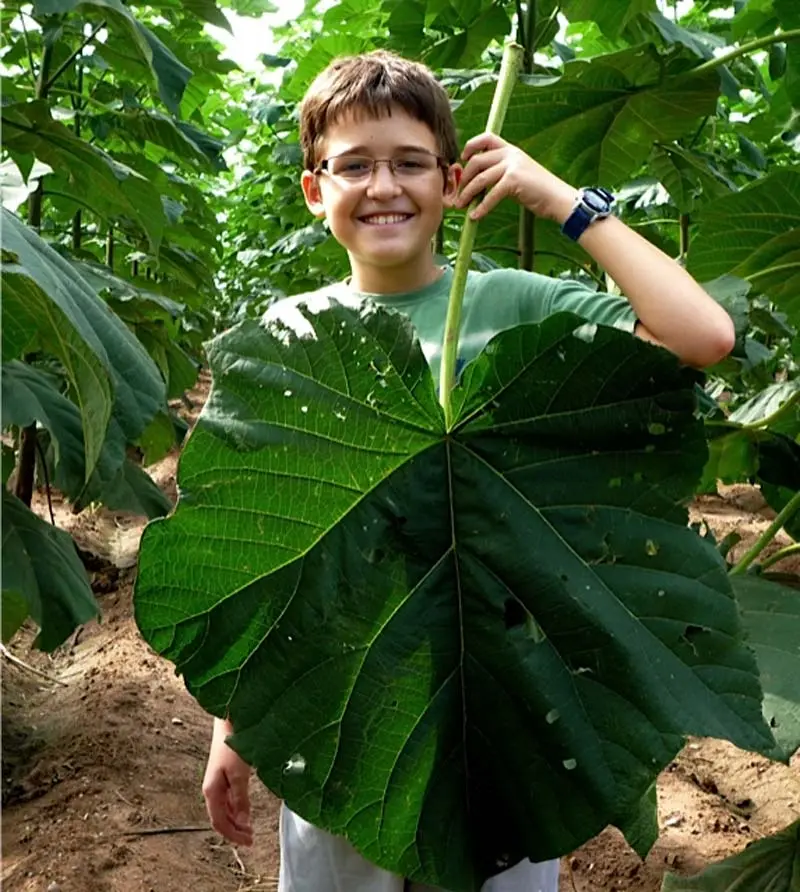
[3,371,799,892]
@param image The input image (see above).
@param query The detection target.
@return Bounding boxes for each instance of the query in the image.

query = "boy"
[202,50,734,891]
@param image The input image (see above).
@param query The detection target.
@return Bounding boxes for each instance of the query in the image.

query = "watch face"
[583,190,611,213]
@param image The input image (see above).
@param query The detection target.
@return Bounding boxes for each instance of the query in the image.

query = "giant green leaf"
[661,819,800,891]
[135,302,776,891]
[1,101,165,251]
[2,490,98,651]
[2,361,171,518]
[688,170,800,328]
[731,577,800,759]
[1,210,166,474]
[32,0,193,115]
[455,44,719,186]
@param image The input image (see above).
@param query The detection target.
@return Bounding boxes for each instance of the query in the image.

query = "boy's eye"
[395,154,431,171]
[335,157,372,175]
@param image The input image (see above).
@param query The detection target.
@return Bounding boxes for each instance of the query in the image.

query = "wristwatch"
[561,186,615,241]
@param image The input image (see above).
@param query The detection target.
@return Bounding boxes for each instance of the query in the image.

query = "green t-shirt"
[266,266,636,383]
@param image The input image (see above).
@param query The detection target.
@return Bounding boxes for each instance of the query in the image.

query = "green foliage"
[2,489,99,651]
[3,208,116,479]
[1,0,238,648]
[32,0,193,114]
[688,170,800,328]
[730,576,800,760]
[5,0,800,883]
[661,818,800,891]
[136,302,776,890]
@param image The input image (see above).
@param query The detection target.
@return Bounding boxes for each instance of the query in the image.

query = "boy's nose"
[365,162,402,198]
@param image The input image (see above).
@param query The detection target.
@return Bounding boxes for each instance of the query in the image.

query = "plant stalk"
[439,42,523,428]
[44,19,106,92]
[740,389,799,431]
[730,490,800,576]
[106,226,115,270]
[16,40,55,508]
[518,1,537,272]
[679,214,689,260]
[758,543,800,573]
[72,65,83,251]
[686,29,800,79]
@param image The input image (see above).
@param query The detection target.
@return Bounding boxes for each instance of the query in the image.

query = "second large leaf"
[135,301,775,892]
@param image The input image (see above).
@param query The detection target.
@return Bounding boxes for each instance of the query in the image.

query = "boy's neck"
[348,253,444,295]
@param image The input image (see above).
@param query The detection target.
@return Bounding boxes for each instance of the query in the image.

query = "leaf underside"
[135,300,775,891]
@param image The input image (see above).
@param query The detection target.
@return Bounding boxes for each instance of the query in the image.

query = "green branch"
[687,29,800,79]
[439,42,523,428]
[44,19,106,92]
[19,11,38,89]
[758,542,800,572]
[730,490,800,576]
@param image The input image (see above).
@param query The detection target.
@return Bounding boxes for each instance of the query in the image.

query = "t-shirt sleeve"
[539,277,637,333]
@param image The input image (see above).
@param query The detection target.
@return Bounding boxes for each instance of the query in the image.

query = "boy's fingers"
[469,184,504,220]
[458,167,501,208]
[462,131,505,161]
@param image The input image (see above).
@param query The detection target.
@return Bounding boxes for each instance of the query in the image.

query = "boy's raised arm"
[455,132,735,369]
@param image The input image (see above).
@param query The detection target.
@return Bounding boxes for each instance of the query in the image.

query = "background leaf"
[2,490,98,651]
[730,576,800,760]
[688,170,800,328]
[661,819,800,891]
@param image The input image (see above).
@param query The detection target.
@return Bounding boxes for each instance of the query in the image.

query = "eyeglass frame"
[313,148,450,182]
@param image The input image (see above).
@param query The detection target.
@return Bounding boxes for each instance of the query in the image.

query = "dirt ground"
[3,371,799,892]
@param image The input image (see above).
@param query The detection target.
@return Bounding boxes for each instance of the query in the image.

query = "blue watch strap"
[561,187,614,242]
[561,202,595,241]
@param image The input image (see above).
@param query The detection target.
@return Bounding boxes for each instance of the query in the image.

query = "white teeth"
[362,214,410,225]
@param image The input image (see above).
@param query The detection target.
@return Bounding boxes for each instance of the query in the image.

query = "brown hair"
[299,51,458,171]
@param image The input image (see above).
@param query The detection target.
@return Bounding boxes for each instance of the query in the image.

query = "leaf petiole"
[438,41,523,429]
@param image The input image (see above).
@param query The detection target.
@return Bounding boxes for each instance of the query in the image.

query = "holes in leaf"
[503,599,545,643]
[504,598,525,629]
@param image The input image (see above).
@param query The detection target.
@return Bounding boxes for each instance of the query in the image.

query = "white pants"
[279,805,559,892]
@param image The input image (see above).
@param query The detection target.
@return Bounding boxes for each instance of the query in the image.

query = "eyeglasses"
[315,149,447,182]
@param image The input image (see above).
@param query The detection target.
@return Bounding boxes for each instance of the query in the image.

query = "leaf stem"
[44,19,107,93]
[739,389,799,430]
[439,42,523,428]
[19,11,38,89]
[686,29,800,79]
[758,542,800,572]
[729,490,800,576]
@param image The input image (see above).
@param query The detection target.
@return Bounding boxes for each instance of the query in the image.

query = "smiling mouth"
[359,213,414,225]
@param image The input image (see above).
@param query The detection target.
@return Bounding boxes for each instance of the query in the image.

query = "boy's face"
[301,106,460,288]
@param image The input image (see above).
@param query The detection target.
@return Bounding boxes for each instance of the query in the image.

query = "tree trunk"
[16,42,55,506]
[517,1,537,271]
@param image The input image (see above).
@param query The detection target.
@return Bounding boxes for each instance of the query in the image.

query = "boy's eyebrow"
[333,143,438,156]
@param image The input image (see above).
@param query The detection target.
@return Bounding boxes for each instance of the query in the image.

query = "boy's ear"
[301,170,326,219]
[442,163,463,208]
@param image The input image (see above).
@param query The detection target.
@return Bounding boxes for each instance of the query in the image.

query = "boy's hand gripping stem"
[438,42,523,429]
